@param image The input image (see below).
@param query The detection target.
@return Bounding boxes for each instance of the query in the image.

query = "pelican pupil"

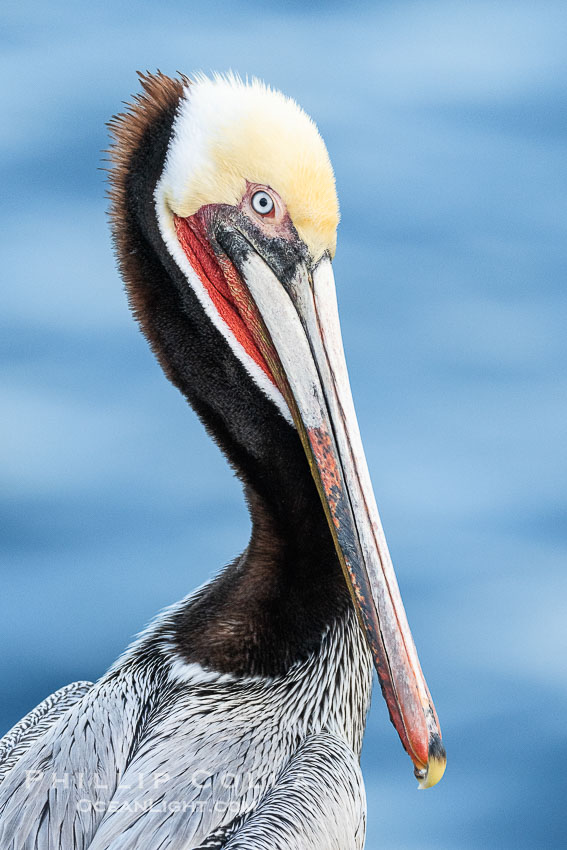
[252,191,274,215]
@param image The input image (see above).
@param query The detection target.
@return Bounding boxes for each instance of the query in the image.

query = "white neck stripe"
[153,187,293,426]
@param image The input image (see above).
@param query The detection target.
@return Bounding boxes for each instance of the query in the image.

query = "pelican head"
[109,71,445,788]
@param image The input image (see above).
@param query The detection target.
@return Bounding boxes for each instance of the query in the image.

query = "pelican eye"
[251,190,274,216]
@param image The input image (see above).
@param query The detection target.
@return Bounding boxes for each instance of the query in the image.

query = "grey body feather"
[0,603,372,849]
[0,682,93,785]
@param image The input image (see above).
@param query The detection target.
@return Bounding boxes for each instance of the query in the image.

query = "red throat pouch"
[174,214,276,387]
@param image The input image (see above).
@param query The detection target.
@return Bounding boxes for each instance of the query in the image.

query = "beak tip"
[415,735,447,790]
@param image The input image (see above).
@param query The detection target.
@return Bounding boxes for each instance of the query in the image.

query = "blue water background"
[1,2,566,847]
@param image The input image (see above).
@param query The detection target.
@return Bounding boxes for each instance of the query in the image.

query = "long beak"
[187,209,446,788]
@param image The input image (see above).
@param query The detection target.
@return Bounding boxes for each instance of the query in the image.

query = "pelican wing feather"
[0,682,93,784]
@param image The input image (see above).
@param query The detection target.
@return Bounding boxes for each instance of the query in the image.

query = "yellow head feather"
[160,73,340,260]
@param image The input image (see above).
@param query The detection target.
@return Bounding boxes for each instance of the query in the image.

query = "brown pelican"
[0,71,445,849]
